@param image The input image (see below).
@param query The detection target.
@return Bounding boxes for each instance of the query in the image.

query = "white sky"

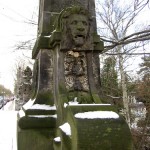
[0,0,39,92]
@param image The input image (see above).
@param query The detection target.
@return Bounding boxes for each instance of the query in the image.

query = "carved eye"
[71,20,78,25]
[82,21,88,26]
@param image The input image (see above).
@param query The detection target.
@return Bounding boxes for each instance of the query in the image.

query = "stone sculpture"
[49,6,103,106]
[17,2,133,150]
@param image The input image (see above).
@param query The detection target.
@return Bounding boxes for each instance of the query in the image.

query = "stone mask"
[68,14,89,47]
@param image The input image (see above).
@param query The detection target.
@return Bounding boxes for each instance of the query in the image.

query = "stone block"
[18,115,56,129]
[18,128,55,150]
[64,105,133,150]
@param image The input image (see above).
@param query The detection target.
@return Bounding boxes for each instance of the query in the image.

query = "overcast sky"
[0,0,39,92]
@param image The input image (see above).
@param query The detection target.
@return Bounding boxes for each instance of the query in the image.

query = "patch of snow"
[64,103,68,108]
[59,123,71,136]
[67,97,79,106]
[29,104,56,110]
[69,103,111,106]
[69,97,79,105]
[3,100,15,110]
[28,114,57,118]
[52,114,57,118]
[68,101,79,105]
[0,111,17,150]
[23,99,35,110]
[138,102,143,104]
[54,137,61,142]
[74,97,78,101]
[23,82,30,84]
[18,109,25,118]
[75,111,119,119]
[64,98,79,107]
[64,103,111,107]
[44,35,51,38]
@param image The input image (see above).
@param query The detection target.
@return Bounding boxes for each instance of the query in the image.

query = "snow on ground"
[0,100,17,150]
[0,101,120,150]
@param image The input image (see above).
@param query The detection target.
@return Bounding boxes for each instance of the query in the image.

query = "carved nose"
[77,22,85,31]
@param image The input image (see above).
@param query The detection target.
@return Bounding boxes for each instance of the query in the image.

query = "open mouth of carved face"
[72,33,86,47]
[74,35,85,39]
[73,35,86,46]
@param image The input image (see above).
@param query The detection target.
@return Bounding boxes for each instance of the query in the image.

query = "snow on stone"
[52,114,57,118]
[18,109,25,117]
[28,114,57,118]
[107,95,121,99]
[29,104,56,110]
[75,111,119,119]
[68,101,79,105]
[74,97,77,101]
[69,103,111,106]
[59,123,71,136]
[22,99,56,110]
[64,103,68,108]
[54,137,61,142]
[67,97,79,106]
[23,99,35,110]
[64,102,111,107]
[44,35,51,38]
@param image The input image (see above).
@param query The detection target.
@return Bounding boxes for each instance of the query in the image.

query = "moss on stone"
[32,36,50,59]
[35,90,54,105]
[91,93,102,103]
[49,31,62,48]
[18,128,55,150]
[18,116,56,129]
[64,105,133,150]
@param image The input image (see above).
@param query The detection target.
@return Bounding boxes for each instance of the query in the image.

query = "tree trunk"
[117,46,131,127]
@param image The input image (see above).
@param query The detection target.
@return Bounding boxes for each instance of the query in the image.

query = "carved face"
[69,14,89,47]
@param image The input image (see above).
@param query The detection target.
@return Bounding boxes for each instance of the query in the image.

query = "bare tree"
[96,0,150,126]
[96,0,150,51]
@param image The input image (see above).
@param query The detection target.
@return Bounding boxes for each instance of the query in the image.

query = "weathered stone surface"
[33,49,54,105]
[37,0,97,37]
[18,128,55,150]
[18,116,56,129]
[32,36,50,58]
[25,108,56,116]
[18,115,56,129]
[54,105,133,150]
[38,0,60,36]
[49,6,104,108]
[33,0,98,58]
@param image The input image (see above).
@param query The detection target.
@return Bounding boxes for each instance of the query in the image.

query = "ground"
[0,100,17,150]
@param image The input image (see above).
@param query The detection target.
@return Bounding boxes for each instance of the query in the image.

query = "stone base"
[18,103,57,129]
[54,105,133,150]
[18,115,56,129]
[17,103,57,150]
[18,128,55,150]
